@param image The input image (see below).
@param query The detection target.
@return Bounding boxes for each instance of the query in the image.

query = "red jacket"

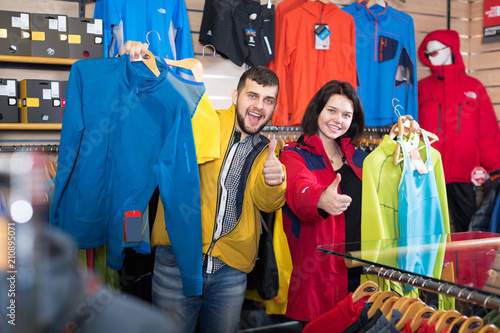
[279,135,365,321]
[418,30,500,183]
[272,2,356,126]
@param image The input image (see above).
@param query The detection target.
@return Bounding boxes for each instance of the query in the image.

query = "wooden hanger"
[477,324,500,333]
[458,316,485,333]
[164,57,204,82]
[352,280,379,303]
[445,315,468,333]
[390,115,439,165]
[395,300,426,330]
[367,290,396,318]
[379,296,400,318]
[386,296,418,321]
[410,306,437,332]
[434,310,463,333]
[309,0,330,4]
[135,50,161,77]
[365,0,386,7]
[428,310,446,326]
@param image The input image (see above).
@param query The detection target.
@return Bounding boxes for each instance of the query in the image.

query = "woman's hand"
[317,173,352,216]
[119,41,149,60]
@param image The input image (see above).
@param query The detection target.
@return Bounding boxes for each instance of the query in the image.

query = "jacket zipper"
[206,124,235,272]
[438,104,441,134]
[457,103,462,133]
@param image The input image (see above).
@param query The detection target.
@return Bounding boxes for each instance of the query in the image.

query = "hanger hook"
[483,295,494,317]
[392,98,404,118]
[146,30,161,45]
[200,44,216,61]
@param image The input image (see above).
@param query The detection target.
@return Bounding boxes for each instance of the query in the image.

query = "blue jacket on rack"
[50,54,202,296]
[343,1,418,126]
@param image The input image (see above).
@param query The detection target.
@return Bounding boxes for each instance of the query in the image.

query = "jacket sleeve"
[477,83,500,173]
[272,13,295,126]
[50,62,85,225]
[279,150,330,223]
[171,0,195,75]
[252,147,286,213]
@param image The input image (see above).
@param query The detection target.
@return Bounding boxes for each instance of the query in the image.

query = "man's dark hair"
[301,80,365,141]
[237,66,279,97]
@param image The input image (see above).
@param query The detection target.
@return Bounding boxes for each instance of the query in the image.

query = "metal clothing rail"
[364,265,500,310]
[0,145,59,152]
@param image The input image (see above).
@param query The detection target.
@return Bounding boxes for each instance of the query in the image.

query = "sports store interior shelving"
[0,0,499,146]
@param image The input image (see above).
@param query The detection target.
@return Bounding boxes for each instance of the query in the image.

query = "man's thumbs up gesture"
[263,139,285,186]
[317,174,352,216]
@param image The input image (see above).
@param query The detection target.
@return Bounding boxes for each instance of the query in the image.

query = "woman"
[279,80,366,323]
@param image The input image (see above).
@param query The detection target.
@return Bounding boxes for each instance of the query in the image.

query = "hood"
[418,30,465,75]
[300,1,342,18]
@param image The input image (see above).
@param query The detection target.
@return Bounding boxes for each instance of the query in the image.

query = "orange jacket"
[272,2,356,126]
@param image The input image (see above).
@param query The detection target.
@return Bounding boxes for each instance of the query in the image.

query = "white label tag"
[49,19,58,30]
[314,24,330,50]
[7,80,16,97]
[43,89,52,100]
[11,17,21,29]
[0,85,7,96]
[20,13,29,30]
[51,82,59,98]
[58,16,67,32]
[94,19,103,35]
[87,22,96,35]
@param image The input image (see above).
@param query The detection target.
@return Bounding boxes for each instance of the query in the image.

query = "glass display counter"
[318,231,500,309]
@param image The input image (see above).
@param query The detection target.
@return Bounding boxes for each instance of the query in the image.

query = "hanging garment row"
[303,276,500,333]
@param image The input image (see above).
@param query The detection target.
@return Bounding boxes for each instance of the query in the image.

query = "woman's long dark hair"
[301,80,365,142]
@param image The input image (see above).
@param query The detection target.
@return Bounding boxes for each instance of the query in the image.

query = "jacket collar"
[355,0,389,22]
[120,54,169,93]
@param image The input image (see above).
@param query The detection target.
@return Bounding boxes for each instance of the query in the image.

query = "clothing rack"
[0,145,59,152]
[364,265,500,310]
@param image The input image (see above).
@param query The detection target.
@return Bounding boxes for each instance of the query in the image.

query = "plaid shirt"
[204,129,261,273]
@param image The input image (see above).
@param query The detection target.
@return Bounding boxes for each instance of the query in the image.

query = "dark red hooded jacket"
[418,30,500,184]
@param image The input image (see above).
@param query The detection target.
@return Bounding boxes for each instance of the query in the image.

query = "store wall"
[1,0,499,123]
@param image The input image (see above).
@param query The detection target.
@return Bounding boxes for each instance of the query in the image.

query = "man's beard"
[236,106,267,136]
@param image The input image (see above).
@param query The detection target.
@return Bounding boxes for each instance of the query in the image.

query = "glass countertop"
[318,231,500,295]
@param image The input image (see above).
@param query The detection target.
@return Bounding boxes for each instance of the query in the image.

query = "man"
[121,42,287,332]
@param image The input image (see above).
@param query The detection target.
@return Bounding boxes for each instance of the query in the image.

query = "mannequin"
[417,30,500,233]
[425,40,452,66]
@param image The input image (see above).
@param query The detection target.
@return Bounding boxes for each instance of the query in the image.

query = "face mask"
[425,40,453,66]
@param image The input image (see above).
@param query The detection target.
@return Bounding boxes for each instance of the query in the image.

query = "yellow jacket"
[152,104,286,273]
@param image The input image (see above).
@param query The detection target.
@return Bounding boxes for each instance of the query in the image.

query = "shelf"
[0,55,78,66]
[0,123,62,130]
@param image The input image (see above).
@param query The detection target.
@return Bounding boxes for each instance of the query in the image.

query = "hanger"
[162,30,204,82]
[458,316,485,333]
[144,30,204,82]
[132,31,161,77]
[428,309,446,326]
[365,0,386,7]
[352,280,379,303]
[385,296,418,321]
[445,316,468,333]
[477,324,500,333]
[199,44,216,61]
[309,0,330,5]
[410,306,437,332]
[434,310,463,333]
[379,296,400,318]
[395,300,426,330]
[367,290,396,318]
[390,115,439,165]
